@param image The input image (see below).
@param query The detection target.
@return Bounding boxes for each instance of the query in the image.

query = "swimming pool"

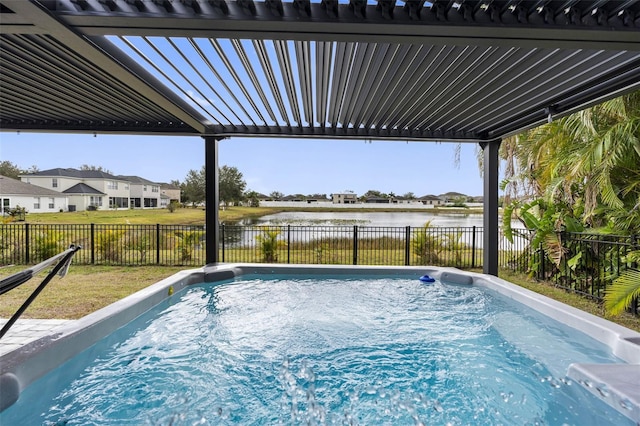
[1,265,639,424]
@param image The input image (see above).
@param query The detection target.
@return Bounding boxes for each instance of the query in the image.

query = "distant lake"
[230,211,522,228]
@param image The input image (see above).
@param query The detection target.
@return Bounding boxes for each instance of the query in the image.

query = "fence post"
[405,226,410,266]
[156,224,161,264]
[538,242,544,280]
[471,226,477,269]
[24,223,30,264]
[353,226,358,265]
[631,235,638,315]
[287,225,291,264]
[221,224,225,262]
[90,223,95,264]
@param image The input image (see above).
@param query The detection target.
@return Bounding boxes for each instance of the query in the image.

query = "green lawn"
[19,206,274,225]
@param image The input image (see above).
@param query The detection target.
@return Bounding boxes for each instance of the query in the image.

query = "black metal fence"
[537,232,639,303]
[0,223,206,266]
[1,224,637,307]
[1,223,525,268]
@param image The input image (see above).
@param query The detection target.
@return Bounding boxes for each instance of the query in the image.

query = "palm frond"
[604,269,640,316]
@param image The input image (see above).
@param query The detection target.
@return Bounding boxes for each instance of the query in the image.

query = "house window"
[143,185,147,192]
[33,197,40,209]
[107,181,118,190]
[1,198,9,215]
[52,178,58,188]
[109,197,128,208]
[90,196,102,207]
[48,198,55,209]
[151,185,159,193]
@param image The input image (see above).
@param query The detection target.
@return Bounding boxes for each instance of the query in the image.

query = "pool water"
[1,276,633,425]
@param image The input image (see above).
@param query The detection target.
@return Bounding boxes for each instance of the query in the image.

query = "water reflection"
[226,211,521,228]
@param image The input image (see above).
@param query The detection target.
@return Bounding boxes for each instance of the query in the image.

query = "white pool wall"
[1,264,639,420]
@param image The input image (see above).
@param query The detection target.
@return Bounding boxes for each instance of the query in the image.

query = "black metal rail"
[0,245,81,339]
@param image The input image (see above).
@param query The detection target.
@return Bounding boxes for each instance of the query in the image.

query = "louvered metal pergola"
[2,0,640,274]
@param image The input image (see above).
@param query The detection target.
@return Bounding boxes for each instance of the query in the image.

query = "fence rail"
[1,224,637,308]
[1,223,522,268]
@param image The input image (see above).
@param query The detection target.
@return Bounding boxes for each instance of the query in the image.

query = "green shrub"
[95,230,125,262]
[125,232,152,263]
[175,230,203,262]
[255,227,285,263]
[32,230,65,262]
[411,221,441,265]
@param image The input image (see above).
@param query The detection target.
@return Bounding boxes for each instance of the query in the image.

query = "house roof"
[1,1,639,141]
[439,192,468,197]
[0,175,64,197]
[159,182,180,190]
[419,195,441,200]
[22,168,123,180]
[62,183,105,195]
[118,175,158,185]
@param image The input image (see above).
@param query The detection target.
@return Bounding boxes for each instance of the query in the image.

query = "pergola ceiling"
[1,0,640,142]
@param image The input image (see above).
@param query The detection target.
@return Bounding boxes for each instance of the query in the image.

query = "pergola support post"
[205,136,221,265]
[480,139,501,276]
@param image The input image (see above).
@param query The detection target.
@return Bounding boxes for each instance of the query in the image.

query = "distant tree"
[244,190,260,207]
[269,191,284,200]
[181,167,206,207]
[388,191,396,198]
[361,190,387,200]
[79,164,113,174]
[169,179,181,187]
[0,162,39,179]
[219,165,246,206]
[0,161,23,179]
[308,193,327,199]
[403,192,416,200]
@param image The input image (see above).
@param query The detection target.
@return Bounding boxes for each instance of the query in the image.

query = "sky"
[0,132,488,197]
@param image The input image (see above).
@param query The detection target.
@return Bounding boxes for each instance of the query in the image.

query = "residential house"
[332,193,358,204]
[62,183,106,211]
[418,195,444,206]
[439,192,469,203]
[365,196,390,204]
[119,175,161,208]
[0,175,68,214]
[20,168,130,211]
[159,182,181,205]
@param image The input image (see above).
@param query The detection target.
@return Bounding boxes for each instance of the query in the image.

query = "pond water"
[233,211,522,229]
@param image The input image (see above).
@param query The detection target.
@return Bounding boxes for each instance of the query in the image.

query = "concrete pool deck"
[0,319,72,357]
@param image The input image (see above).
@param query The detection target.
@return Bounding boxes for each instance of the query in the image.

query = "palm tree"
[501,91,640,292]
[502,91,640,232]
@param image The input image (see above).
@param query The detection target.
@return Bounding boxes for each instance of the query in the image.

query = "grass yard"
[20,206,277,225]
[0,265,185,319]
[499,270,640,333]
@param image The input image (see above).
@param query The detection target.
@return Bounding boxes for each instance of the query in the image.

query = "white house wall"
[21,176,82,192]
[2,194,67,213]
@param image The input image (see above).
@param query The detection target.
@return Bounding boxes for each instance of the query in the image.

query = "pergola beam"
[50,1,640,51]
[1,0,209,134]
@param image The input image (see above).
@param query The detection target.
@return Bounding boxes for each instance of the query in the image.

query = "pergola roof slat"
[273,39,302,126]
[0,0,638,139]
